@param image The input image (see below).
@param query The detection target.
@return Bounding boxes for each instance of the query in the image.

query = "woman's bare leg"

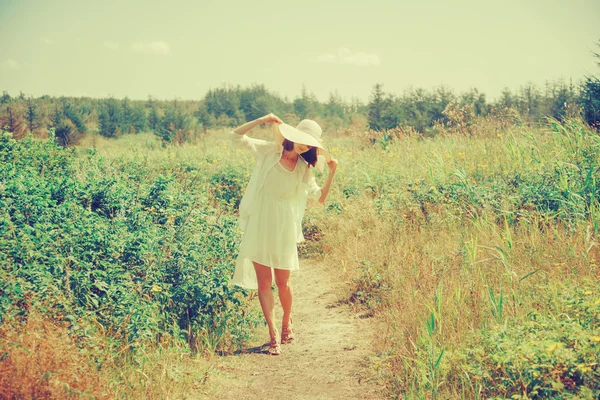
[274,269,293,329]
[253,262,277,341]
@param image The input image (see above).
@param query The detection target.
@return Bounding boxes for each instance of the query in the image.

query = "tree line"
[1,59,598,146]
[367,80,588,132]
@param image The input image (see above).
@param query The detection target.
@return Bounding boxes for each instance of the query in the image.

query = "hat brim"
[274,123,331,162]
[277,123,323,148]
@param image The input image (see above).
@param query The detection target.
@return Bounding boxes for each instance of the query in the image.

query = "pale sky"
[0,0,598,103]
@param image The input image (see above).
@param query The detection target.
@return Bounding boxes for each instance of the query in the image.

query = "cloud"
[104,41,119,50]
[41,37,55,45]
[311,47,381,67]
[131,40,170,55]
[2,59,19,69]
[315,53,337,63]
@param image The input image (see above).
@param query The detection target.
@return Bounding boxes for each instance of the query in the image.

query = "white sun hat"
[273,119,331,163]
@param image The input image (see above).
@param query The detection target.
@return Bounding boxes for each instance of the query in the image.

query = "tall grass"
[314,117,600,398]
[3,116,599,398]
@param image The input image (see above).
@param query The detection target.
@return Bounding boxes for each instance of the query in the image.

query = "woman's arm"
[318,159,337,205]
[230,113,283,153]
[233,113,282,135]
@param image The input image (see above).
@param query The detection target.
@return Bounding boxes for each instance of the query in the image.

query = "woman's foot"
[267,329,281,355]
[281,318,294,344]
[268,337,281,355]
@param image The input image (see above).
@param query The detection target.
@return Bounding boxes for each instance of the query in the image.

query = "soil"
[196,260,384,399]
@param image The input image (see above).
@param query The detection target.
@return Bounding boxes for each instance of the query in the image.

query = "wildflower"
[577,364,593,373]
[151,285,162,293]
[584,290,592,295]
[591,336,600,343]
[547,342,562,353]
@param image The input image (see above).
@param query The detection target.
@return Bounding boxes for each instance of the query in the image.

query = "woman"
[230,113,337,355]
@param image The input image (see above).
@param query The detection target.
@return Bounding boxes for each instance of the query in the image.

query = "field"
[1,115,599,399]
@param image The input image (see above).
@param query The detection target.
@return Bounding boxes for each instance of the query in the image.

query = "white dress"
[231,158,303,289]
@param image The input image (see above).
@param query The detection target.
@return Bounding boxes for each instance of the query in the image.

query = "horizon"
[1,0,598,103]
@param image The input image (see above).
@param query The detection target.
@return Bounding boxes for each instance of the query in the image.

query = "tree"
[195,103,215,133]
[130,102,147,133]
[204,84,244,124]
[239,84,280,121]
[121,97,133,134]
[325,91,345,120]
[581,76,600,129]
[293,86,318,119]
[4,105,24,137]
[156,101,193,143]
[498,88,515,109]
[460,88,488,116]
[580,40,600,129]
[26,96,38,134]
[98,98,122,138]
[518,83,541,121]
[148,105,160,131]
[546,79,577,121]
[368,83,387,131]
[0,91,10,105]
[50,99,86,146]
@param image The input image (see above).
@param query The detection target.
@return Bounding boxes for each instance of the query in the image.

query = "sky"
[0,0,598,103]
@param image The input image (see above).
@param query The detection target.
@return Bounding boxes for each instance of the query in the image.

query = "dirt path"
[197,260,384,399]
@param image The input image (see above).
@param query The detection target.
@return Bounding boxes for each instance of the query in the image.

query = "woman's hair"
[282,139,318,167]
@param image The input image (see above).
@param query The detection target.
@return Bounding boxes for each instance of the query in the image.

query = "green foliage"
[400,119,600,223]
[155,101,194,144]
[194,102,216,132]
[293,86,321,119]
[0,91,10,104]
[98,97,147,138]
[208,165,245,211]
[450,285,600,399]
[580,76,600,129]
[25,96,38,134]
[50,98,86,146]
[368,83,391,131]
[204,85,244,123]
[347,260,387,309]
[0,131,258,352]
[367,80,583,133]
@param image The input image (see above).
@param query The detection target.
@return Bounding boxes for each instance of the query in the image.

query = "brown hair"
[282,139,318,168]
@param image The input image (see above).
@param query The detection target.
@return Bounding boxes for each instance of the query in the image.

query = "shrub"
[0,130,259,355]
[449,285,600,399]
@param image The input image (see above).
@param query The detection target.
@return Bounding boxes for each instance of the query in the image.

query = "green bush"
[450,285,600,399]
[208,165,245,210]
[0,131,258,352]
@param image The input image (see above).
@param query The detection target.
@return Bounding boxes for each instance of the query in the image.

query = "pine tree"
[26,96,38,134]
[368,84,386,131]
[148,106,160,131]
[580,39,600,129]
[98,98,122,138]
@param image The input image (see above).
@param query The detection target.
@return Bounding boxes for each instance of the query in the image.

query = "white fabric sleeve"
[306,171,322,200]
[229,132,273,154]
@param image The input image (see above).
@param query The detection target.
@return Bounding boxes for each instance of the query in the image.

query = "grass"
[313,117,600,398]
[3,114,599,398]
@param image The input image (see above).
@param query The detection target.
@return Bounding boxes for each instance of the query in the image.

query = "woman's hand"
[233,113,282,136]
[318,158,338,204]
[260,113,283,124]
[327,158,338,175]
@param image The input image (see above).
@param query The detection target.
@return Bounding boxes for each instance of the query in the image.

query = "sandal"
[281,318,295,344]
[267,337,281,355]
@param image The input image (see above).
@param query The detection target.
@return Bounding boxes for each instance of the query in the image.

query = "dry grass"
[0,310,214,399]
[0,312,109,399]
[6,116,598,398]
[307,117,600,397]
